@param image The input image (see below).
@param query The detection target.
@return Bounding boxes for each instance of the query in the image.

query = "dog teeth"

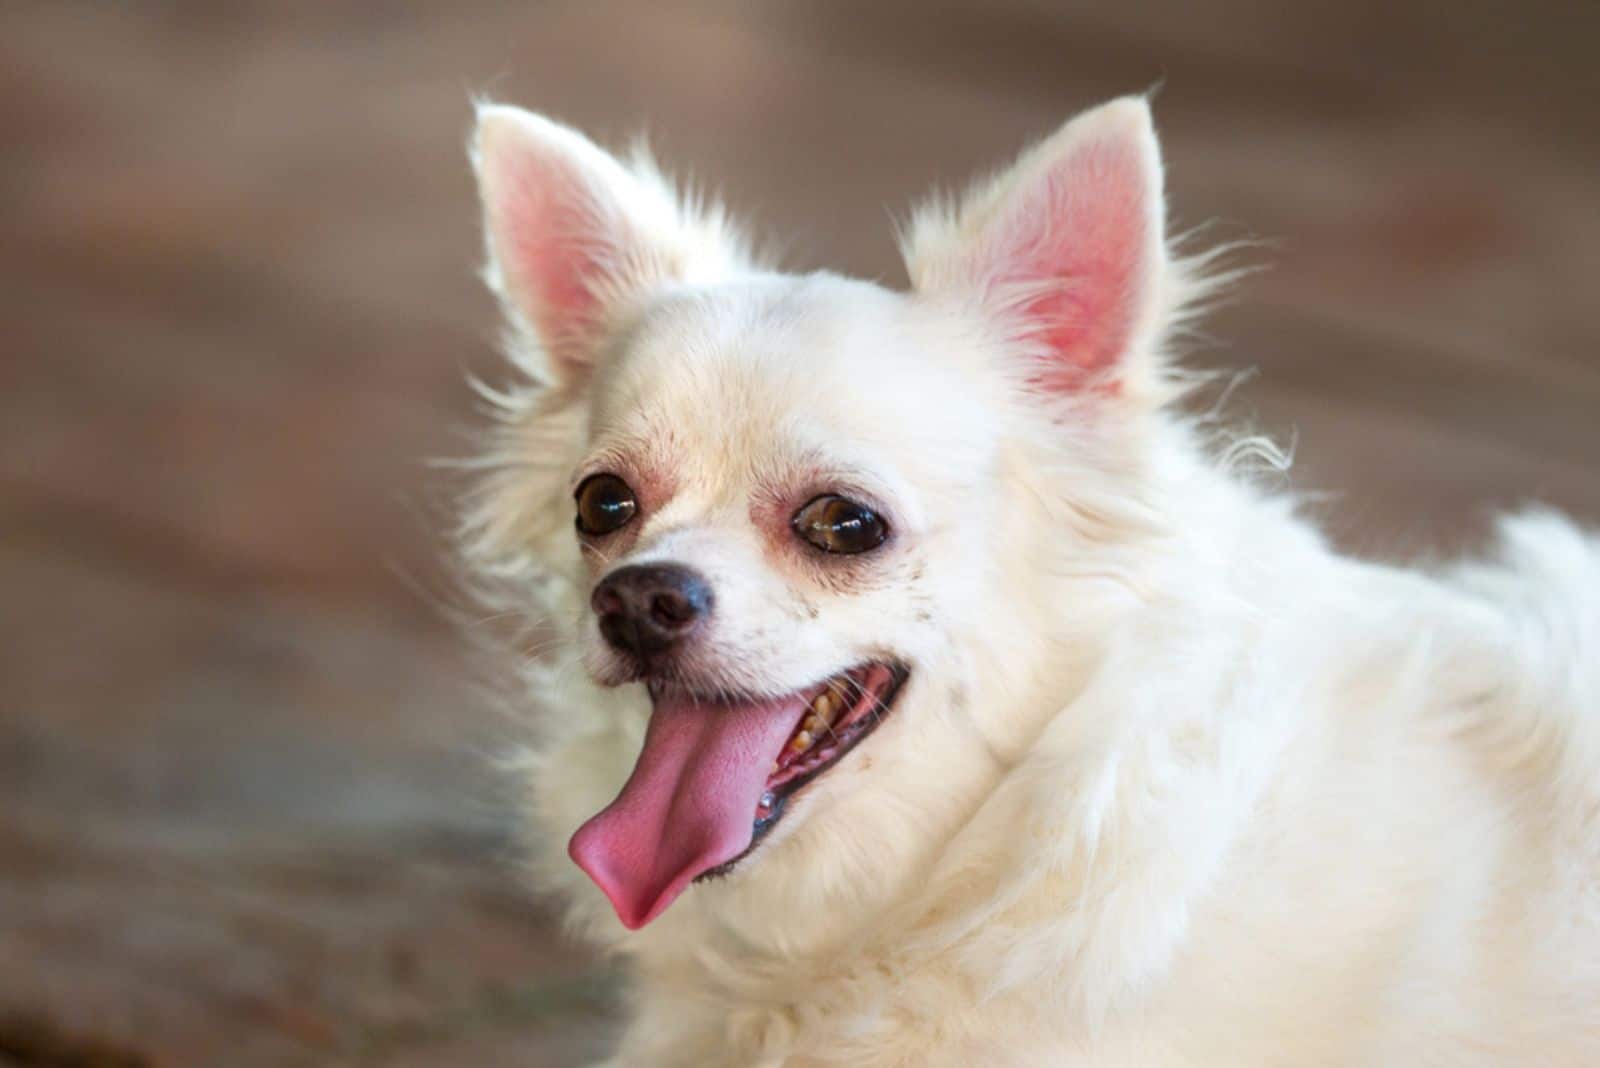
[781,675,859,764]
[811,679,856,726]
[811,689,840,723]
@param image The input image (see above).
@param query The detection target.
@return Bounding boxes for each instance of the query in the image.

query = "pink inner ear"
[993,136,1150,393]
[496,151,620,361]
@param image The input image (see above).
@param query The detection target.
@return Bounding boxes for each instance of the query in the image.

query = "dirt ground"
[3,2,1598,1065]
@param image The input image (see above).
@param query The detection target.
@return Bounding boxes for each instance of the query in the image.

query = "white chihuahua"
[459,97,1600,1066]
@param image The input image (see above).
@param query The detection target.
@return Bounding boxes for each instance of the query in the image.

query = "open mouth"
[710,661,908,877]
[568,660,909,929]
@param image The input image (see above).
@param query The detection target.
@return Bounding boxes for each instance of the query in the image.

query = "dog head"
[467,98,1185,936]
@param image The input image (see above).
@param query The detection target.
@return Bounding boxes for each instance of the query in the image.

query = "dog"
[457,96,1600,1066]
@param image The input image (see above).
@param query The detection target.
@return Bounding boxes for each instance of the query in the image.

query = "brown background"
[3,2,1598,1065]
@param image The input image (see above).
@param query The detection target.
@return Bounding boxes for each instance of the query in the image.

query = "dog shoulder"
[1441,510,1600,794]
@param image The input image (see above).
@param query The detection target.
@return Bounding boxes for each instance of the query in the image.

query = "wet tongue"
[568,690,806,929]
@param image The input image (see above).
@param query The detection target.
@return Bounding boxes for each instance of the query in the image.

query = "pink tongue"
[568,691,805,929]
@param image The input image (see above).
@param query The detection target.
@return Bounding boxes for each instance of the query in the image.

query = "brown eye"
[792,495,888,555]
[575,474,638,536]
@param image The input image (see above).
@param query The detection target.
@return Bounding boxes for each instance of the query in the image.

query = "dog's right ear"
[900,97,1170,402]
[472,105,742,386]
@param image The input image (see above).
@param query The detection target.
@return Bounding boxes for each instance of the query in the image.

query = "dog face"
[571,275,1006,699]
[469,99,1176,936]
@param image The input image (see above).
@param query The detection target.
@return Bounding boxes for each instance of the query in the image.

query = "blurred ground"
[2,1,1597,1065]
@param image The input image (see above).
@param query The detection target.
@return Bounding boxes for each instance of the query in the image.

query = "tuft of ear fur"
[900,97,1173,400]
[471,103,748,385]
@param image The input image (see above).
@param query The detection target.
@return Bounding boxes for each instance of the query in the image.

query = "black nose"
[591,563,714,660]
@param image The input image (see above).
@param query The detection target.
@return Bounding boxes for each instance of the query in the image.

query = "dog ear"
[472,105,742,385]
[901,97,1168,398]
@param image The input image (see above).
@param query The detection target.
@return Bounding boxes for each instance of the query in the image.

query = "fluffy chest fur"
[457,97,1600,1065]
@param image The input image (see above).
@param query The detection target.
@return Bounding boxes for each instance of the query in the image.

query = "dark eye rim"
[791,493,891,555]
[573,472,639,537]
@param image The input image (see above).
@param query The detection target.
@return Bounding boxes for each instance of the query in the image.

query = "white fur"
[459,97,1600,1066]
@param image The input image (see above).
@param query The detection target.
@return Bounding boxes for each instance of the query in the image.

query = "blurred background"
[3,1,1597,1064]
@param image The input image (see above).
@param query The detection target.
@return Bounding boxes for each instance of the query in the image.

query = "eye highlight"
[575,473,638,536]
[792,495,889,555]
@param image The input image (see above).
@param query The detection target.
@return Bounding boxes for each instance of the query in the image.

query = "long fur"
[457,98,1600,1066]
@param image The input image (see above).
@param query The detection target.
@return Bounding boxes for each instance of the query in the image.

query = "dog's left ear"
[901,97,1168,399]
[472,104,743,387]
